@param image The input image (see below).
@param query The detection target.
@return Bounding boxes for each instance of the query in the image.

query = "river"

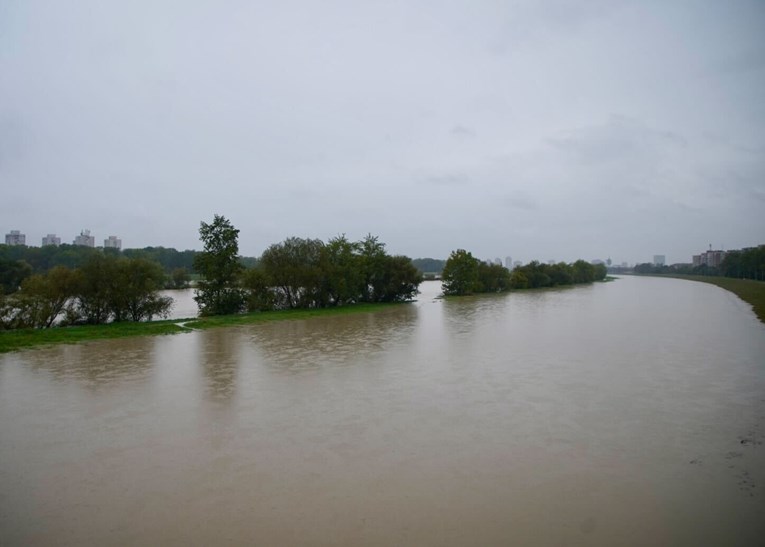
[1,277,764,545]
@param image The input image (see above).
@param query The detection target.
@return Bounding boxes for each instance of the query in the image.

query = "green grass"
[184,303,396,329]
[659,275,765,324]
[0,302,400,354]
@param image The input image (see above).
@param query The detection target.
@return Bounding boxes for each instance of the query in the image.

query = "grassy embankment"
[660,275,765,324]
[0,303,397,354]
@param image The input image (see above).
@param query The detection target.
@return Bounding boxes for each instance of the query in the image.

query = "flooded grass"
[0,303,400,354]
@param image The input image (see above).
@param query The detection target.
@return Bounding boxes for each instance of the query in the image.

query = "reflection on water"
[1,279,764,546]
[159,288,198,320]
[16,337,156,387]
[198,328,240,401]
[246,305,418,373]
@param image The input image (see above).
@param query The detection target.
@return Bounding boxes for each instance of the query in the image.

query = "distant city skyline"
[4,225,756,266]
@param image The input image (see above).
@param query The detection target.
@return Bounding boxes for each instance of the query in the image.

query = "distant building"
[494,257,502,266]
[692,248,726,268]
[74,229,95,247]
[505,256,512,269]
[591,259,605,265]
[653,255,666,266]
[4,230,26,246]
[104,235,122,250]
[513,260,522,269]
[42,234,61,246]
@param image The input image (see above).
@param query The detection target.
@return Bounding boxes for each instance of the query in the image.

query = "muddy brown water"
[2,277,764,546]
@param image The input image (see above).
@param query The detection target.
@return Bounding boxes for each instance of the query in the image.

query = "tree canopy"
[193,215,245,316]
[442,250,607,296]
[245,234,422,310]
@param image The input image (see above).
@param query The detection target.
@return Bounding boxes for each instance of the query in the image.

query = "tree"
[358,234,388,302]
[320,235,362,306]
[477,261,511,292]
[441,249,481,295]
[19,266,78,327]
[110,258,173,322]
[241,267,274,311]
[0,258,32,294]
[194,215,245,315]
[373,255,423,302]
[259,237,325,309]
[168,267,191,289]
[72,254,115,324]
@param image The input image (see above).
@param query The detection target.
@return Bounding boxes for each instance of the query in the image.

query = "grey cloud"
[451,125,476,137]
[422,172,471,187]
[502,194,538,211]
[546,116,686,164]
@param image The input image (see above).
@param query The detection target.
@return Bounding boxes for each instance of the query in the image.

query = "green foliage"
[411,257,446,275]
[443,250,609,296]
[1,243,101,273]
[720,246,765,280]
[509,269,529,289]
[193,215,245,316]
[73,254,114,324]
[477,262,512,293]
[168,267,191,289]
[441,249,481,295]
[247,234,421,310]
[123,246,198,272]
[68,254,172,324]
[18,266,79,328]
[321,235,363,306]
[0,243,260,277]
[241,267,274,311]
[372,255,423,302]
[0,258,32,294]
[259,236,325,309]
[109,258,173,322]
[1,255,172,329]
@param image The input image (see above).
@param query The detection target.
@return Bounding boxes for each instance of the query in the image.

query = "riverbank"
[0,303,400,354]
[656,275,765,324]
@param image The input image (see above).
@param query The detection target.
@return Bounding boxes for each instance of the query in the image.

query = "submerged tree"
[441,249,481,295]
[243,234,421,311]
[194,215,245,315]
[19,266,79,328]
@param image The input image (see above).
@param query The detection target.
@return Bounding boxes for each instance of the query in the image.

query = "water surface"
[1,277,764,545]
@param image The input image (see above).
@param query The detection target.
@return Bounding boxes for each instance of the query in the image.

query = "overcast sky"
[1,0,763,264]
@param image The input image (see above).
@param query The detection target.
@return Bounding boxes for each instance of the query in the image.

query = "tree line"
[633,245,765,280]
[441,249,607,296]
[1,215,423,327]
[193,215,423,316]
[0,254,173,330]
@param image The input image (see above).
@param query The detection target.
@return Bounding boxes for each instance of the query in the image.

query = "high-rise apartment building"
[692,249,726,268]
[653,255,666,266]
[74,230,95,247]
[4,230,26,246]
[42,234,61,246]
[104,235,122,250]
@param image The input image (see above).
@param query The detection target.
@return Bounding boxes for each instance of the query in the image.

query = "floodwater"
[1,277,764,546]
[158,288,198,320]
